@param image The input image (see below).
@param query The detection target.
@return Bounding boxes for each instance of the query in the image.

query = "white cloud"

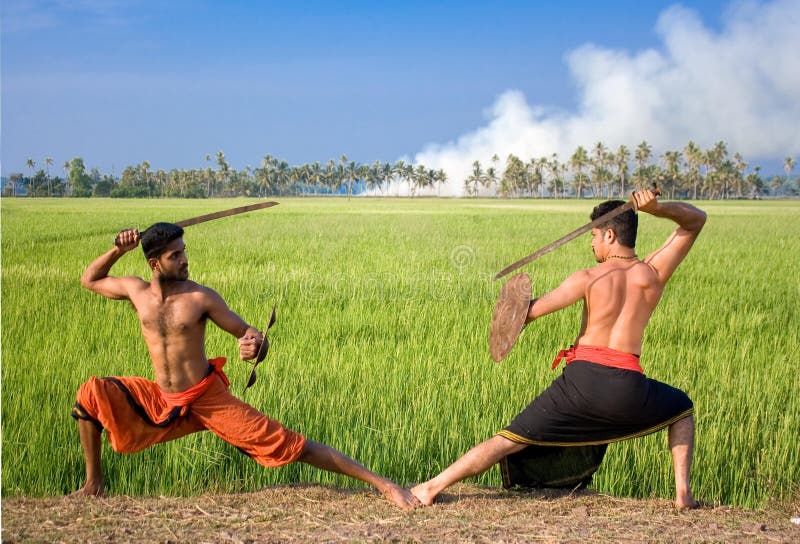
[412,0,800,196]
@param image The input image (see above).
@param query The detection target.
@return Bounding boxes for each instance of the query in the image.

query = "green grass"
[2,197,798,508]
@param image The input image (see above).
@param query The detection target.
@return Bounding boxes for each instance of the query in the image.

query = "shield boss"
[489,273,531,362]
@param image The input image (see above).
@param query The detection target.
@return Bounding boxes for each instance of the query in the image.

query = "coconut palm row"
[466,142,796,199]
[5,143,797,199]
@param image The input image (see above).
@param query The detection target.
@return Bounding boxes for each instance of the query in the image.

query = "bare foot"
[70,481,105,497]
[675,492,699,509]
[381,483,420,510]
[410,482,436,506]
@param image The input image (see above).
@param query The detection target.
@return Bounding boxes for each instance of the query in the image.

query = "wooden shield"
[489,273,531,362]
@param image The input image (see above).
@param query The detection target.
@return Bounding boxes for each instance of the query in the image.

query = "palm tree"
[502,154,527,198]
[379,162,392,195]
[633,141,652,190]
[9,173,23,197]
[402,162,414,196]
[424,167,437,195]
[661,150,683,199]
[464,160,483,197]
[364,161,381,195]
[379,162,393,195]
[26,158,36,197]
[547,154,564,198]
[324,159,337,195]
[435,169,447,197]
[528,157,545,198]
[289,165,303,196]
[260,161,274,196]
[308,161,323,195]
[356,163,371,195]
[709,141,728,198]
[338,155,348,196]
[155,169,167,197]
[591,142,609,197]
[44,157,53,196]
[216,151,229,195]
[205,154,212,196]
[614,145,630,197]
[683,141,703,200]
[484,166,497,196]
[569,146,589,198]
[391,160,406,196]
[62,161,71,196]
[770,175,784,197]
[140,160,152,197]
[733,152,747,198]
[490,154,500,194]
[337,155,358,198]
[276,160,290,195]
[347,160,359,198]
[410,164,426,197]
[718,159,738,201]
[746,165,764,199]
[785,156,796,185]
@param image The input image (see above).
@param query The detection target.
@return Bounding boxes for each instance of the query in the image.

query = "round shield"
[489,272,531,362]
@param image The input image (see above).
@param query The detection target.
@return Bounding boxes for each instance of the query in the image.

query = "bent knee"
[74,377,105,420]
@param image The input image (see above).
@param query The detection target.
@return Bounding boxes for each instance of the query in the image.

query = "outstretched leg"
[411,435,526,506]
[669,415,698,509]
[192,380,419,510]
[71,419,105,497]
[299,440,419,510]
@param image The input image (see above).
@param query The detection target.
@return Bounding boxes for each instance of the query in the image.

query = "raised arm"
[80,229,144,300]
[633,190,707,285]
[203,288,263,360]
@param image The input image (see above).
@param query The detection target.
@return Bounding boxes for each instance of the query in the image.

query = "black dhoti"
[497,351,693,489]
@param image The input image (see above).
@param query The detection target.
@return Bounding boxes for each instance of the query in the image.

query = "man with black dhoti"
[412,189,706,509]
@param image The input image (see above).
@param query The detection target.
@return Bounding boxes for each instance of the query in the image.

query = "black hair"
[590,200,637,248]
[141,222,184,259]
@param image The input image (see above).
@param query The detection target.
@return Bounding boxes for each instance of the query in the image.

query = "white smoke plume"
[411,0,800,197]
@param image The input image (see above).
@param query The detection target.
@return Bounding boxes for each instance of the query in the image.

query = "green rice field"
[2,197,798,508]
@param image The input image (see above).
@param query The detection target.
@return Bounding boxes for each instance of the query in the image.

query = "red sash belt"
[551,345,643,373]
[160,357,230,408]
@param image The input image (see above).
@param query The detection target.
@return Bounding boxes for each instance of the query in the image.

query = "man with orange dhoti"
[71,223,418,510]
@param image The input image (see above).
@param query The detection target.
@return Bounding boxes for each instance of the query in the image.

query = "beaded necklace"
[603,254,638,262]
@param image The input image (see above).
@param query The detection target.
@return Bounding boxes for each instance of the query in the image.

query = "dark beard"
[159,267,189,283]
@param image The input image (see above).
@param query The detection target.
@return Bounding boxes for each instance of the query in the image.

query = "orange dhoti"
[71,357,306,468]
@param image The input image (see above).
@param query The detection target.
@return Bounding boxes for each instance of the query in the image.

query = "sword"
[114,201,279,246]
[494,189,658,281]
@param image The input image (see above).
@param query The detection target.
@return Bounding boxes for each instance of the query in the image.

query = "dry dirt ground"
[3,484,799,543]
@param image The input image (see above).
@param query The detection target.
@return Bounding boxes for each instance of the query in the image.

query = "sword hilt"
[113,228,142,248]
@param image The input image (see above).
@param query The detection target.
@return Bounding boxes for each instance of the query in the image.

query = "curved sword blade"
[494,200,636,281]
[175,201,279,228]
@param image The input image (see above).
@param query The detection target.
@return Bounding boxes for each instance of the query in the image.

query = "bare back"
[527,195,707,355]
[577,261,663,354]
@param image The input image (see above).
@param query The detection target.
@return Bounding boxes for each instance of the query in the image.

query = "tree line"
[4,142,798,199]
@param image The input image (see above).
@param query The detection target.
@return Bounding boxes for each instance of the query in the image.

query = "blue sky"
[2,0,796,184]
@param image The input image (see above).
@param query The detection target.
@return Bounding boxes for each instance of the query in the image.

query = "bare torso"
[127,279,214,392]
[80,235,258,394]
